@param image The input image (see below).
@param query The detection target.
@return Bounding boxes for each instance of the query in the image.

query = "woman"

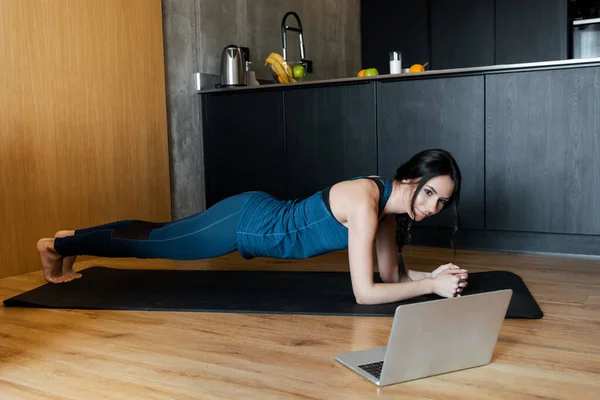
[37,149,468,305]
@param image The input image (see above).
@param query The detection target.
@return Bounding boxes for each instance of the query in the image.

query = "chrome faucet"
[281,11,313,73]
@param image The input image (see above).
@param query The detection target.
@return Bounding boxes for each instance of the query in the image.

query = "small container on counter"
[389,51,402,74]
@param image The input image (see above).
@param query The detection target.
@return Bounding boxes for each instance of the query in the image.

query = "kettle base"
[215,83,247,89]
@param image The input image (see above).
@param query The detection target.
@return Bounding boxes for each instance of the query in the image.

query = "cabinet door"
[430,0,494,70]
[495,0,568,64]
[284,83,377,199]
[360,0,430,73]
[377,77,485,230]
[202,91,286,207]
[485,67,600,234]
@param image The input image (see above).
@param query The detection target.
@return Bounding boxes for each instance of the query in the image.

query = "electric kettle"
[219,45,247,87]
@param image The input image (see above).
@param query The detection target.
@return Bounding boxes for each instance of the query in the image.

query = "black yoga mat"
[3,267,543,318]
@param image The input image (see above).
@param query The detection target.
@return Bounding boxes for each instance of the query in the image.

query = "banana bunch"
[265,52,296,83]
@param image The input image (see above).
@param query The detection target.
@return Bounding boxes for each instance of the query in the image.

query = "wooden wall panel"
[0,0,172,278]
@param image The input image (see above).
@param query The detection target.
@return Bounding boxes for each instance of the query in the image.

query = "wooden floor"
[1,247,599,399]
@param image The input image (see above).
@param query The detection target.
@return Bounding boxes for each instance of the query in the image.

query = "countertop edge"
[197,57,600,95]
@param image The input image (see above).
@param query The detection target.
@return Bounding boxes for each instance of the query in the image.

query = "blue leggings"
[54,193,254,260]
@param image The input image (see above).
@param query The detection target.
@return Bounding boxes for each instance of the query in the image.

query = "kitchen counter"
[199,59,600,257]
[198,57,600,94]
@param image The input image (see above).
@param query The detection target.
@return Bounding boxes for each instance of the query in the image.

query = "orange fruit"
[409,64,425,73]
[357,69,366,77]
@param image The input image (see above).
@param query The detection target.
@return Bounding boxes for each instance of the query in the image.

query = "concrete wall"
[198,0,361,83]
[162,0,206,220]
[162,0,361,219]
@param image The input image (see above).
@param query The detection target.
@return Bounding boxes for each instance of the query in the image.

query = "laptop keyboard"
[358,361,384,379]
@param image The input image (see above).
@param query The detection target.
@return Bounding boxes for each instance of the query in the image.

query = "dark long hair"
[394,149,462,280]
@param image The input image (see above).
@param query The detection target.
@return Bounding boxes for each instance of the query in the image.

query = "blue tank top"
[235,177,394,259]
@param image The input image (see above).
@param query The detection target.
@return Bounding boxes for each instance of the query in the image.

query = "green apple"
[292,64,305,78]
[364,68,379,77]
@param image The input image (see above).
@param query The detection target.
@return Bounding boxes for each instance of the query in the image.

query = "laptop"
[335,289,512,386]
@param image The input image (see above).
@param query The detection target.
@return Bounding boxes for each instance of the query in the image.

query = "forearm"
[355,279,433,305]
[381,266,430,283]
[407,269,432,281]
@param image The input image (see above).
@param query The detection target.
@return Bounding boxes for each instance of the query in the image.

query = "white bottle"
[389,51,402,74]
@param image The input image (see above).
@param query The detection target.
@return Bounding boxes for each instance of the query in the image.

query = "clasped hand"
[430,263,469,298]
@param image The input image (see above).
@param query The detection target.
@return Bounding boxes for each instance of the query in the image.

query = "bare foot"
[54,230,78,275]
[37,237,82,283]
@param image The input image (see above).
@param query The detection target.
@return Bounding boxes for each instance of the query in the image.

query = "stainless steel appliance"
[573,18,600,58]
[571,1,600,58]
[219,45,248,87]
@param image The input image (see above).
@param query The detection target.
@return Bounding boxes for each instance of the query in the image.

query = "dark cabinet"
[200,62,600,256]
[485,67,600,234]
[377,76,485,230]
[361,0,569,71]
[495,0,568,64]
[284,83,377,199]
[202,91,286,207]
[360,0,430,73]
[430,0,494,69]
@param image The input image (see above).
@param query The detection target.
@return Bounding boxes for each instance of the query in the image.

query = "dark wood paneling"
[485,67,600,234]
[202,91,286,207]
[360,0,430,74]
[284,83,377,199]
[377,76,485,230]
[430,0,494,69]
[495,0,568,64]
